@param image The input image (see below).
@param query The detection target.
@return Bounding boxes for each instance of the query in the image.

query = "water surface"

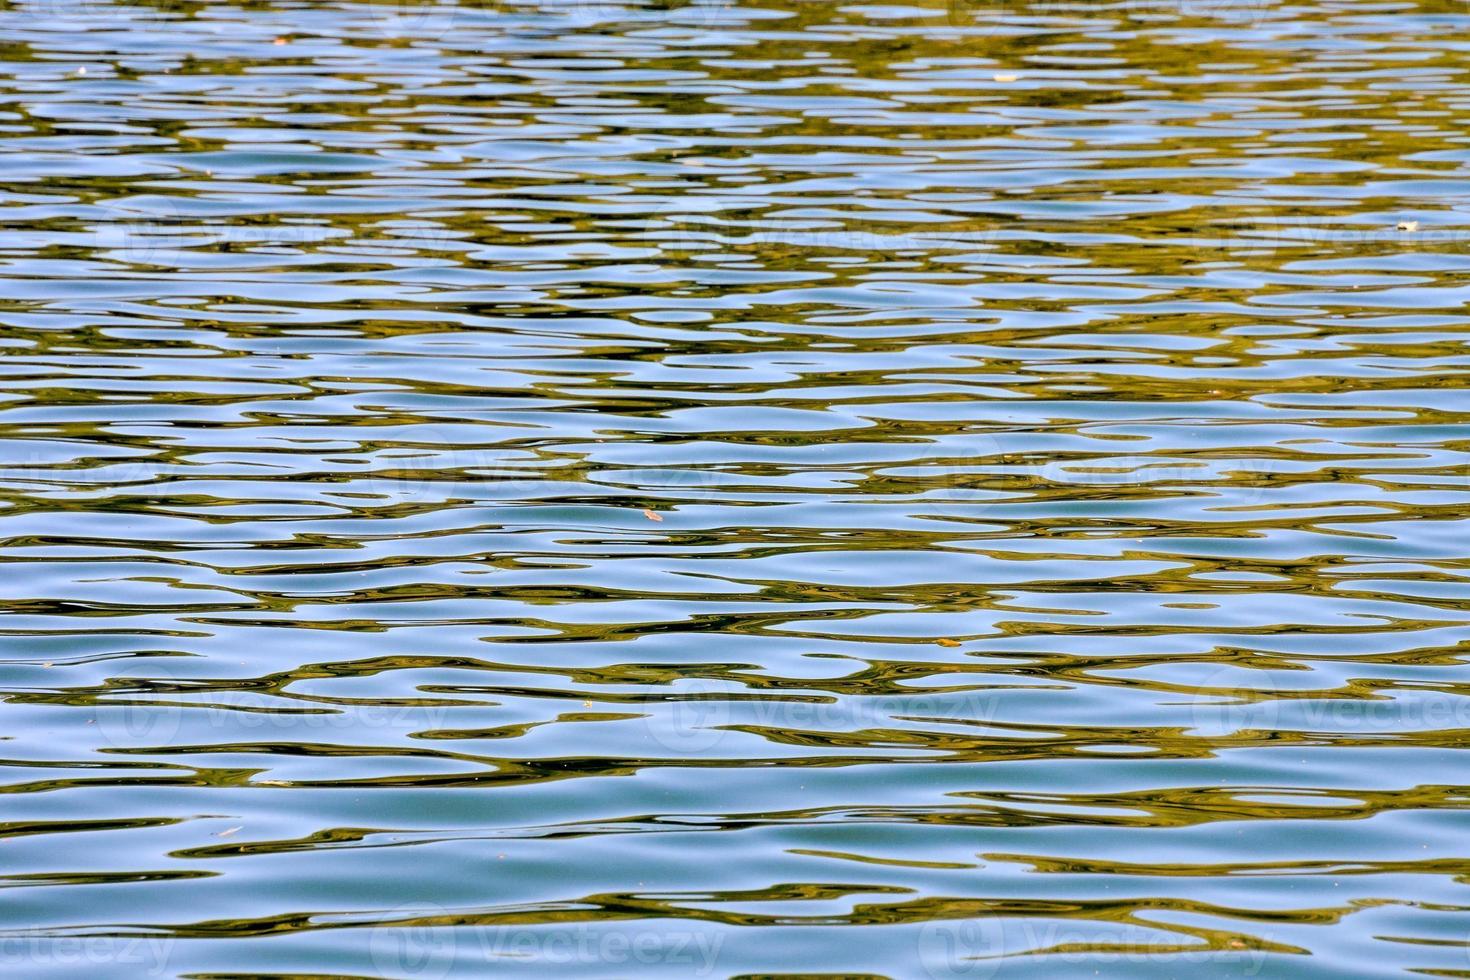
[2,0,1469,975]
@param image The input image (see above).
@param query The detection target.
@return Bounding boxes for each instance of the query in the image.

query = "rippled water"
[3,0,1470,975]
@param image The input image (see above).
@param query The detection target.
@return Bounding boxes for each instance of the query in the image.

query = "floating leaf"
[936,638,961,648]
[642,509,663,522]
